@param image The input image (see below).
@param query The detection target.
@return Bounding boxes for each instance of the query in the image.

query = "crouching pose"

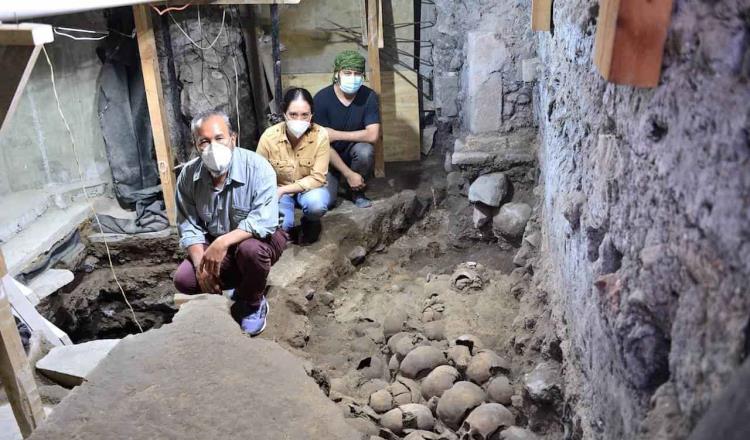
[314,50,380,209]
[257,88,331,244]
[173,109,287,335]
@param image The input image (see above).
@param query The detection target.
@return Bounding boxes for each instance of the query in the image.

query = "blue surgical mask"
[339,74,364,95]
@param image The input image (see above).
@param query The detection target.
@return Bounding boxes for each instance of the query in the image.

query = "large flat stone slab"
[35,339,120,387]
[28,296,361,440]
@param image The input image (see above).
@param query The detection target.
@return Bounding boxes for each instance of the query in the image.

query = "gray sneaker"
[240,296,269,336]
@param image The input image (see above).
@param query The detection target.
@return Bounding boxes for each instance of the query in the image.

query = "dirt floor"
[29,161,565,438]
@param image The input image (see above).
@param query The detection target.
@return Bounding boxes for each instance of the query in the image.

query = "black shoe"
[299,220,322,245]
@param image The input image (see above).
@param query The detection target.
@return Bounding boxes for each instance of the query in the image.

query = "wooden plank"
[0,24,53,46]
[0,248,45,438]
[367,0,385,177]
[133,4,178,225]
[531,0,552,32]
[0,46,41,138]
[593,0,674,87]
[5,278,71,347]
[283,71,420,162]
[377,0,384,49]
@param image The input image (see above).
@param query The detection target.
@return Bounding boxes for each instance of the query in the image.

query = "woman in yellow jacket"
[256,88,330,244]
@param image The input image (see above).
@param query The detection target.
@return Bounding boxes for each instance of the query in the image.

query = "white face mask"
[201,141,233,177]
[286,119,310,138]
[339,74,364,94]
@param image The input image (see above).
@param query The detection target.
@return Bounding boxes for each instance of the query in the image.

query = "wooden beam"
[593,0,674,88]
[367,0,385,177]
[0,248,45,438]
[531,0,552,32]
[133,4,178,225]
[0,46,40,138]
[0,24,53,46]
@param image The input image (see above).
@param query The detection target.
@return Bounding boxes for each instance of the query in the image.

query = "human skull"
[457,403,514,440]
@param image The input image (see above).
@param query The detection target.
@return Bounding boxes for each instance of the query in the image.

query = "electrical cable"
[41,45,144,333]
[53,28,108,41]
[151,2,192,15]
[168,7,226,51]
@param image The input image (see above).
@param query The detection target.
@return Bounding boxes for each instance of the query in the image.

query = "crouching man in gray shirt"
[173,109,287,335]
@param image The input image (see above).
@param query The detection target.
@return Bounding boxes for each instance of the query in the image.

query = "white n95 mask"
[286,119,310,138]
[201,142,233,176]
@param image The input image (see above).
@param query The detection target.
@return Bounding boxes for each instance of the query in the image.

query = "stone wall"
[0,12,112,197]
[432,0,750,438]
[155,6,257,162]
[432,0,536,133]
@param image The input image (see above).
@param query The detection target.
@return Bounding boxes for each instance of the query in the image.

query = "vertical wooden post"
[531,0,552,31]
[367,0,385,177]
[0,248,45,438]
[593,0,674,87]
[133,4,178,225]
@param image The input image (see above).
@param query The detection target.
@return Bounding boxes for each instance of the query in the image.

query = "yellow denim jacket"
[256,122,330,192]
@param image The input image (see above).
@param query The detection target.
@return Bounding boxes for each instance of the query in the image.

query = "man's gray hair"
[190,109,232,134]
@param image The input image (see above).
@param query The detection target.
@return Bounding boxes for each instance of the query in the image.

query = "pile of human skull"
[329,299,540,440]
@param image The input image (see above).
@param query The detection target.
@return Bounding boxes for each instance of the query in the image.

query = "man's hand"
[277,187,287,201]
[325,127,339,142]
[199,238,228,282]
[345,171,366,191]
[196,266,221,294]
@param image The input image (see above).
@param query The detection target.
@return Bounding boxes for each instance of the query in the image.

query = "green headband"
[333,50,366,82]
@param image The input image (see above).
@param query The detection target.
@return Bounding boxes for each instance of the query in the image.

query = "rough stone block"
[468,173,508,207]
[36,339,120,388]
[472,203,494,229]
[465,32,509,134]
[493,203,532,238]
[434,72,460,117]
[421,126,438,156]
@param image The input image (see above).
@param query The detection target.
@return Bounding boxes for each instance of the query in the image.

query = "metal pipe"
[270,3,282,114]
[0,0,156,21]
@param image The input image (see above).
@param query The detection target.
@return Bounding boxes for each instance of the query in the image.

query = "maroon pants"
[173,229,288,306]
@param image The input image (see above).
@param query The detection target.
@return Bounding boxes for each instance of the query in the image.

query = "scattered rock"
[348,246,367,266]
[458,403,514,439]
[523,361,562,403]
[400,346,448,379]
[472,203,494,229]
[318,291,336,306]
[466,350,511,385]
[492,203,532,238]
[422,365,460,399]
[436,381,487,430]
[510,395,523,408]
[404,430,441,440]
[446,172,466,196]
[35,339,120,387]
[468,173,508,207]
[486,376,513,405]
[422,125,438,156]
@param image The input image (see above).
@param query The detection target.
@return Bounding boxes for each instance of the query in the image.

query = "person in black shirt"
[313,50,380,209]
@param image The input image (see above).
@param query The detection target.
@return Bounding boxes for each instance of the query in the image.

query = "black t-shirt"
[313,84,380,153]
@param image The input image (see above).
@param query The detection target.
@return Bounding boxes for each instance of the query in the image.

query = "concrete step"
[451,127,538,174]
[26,269,75,306]
[35,339,121,388]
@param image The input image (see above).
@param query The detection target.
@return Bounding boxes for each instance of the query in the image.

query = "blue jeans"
[278,187,330,232]
[326,142,375,208]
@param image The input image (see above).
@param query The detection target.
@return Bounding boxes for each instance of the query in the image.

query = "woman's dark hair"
[281,87,314,114]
